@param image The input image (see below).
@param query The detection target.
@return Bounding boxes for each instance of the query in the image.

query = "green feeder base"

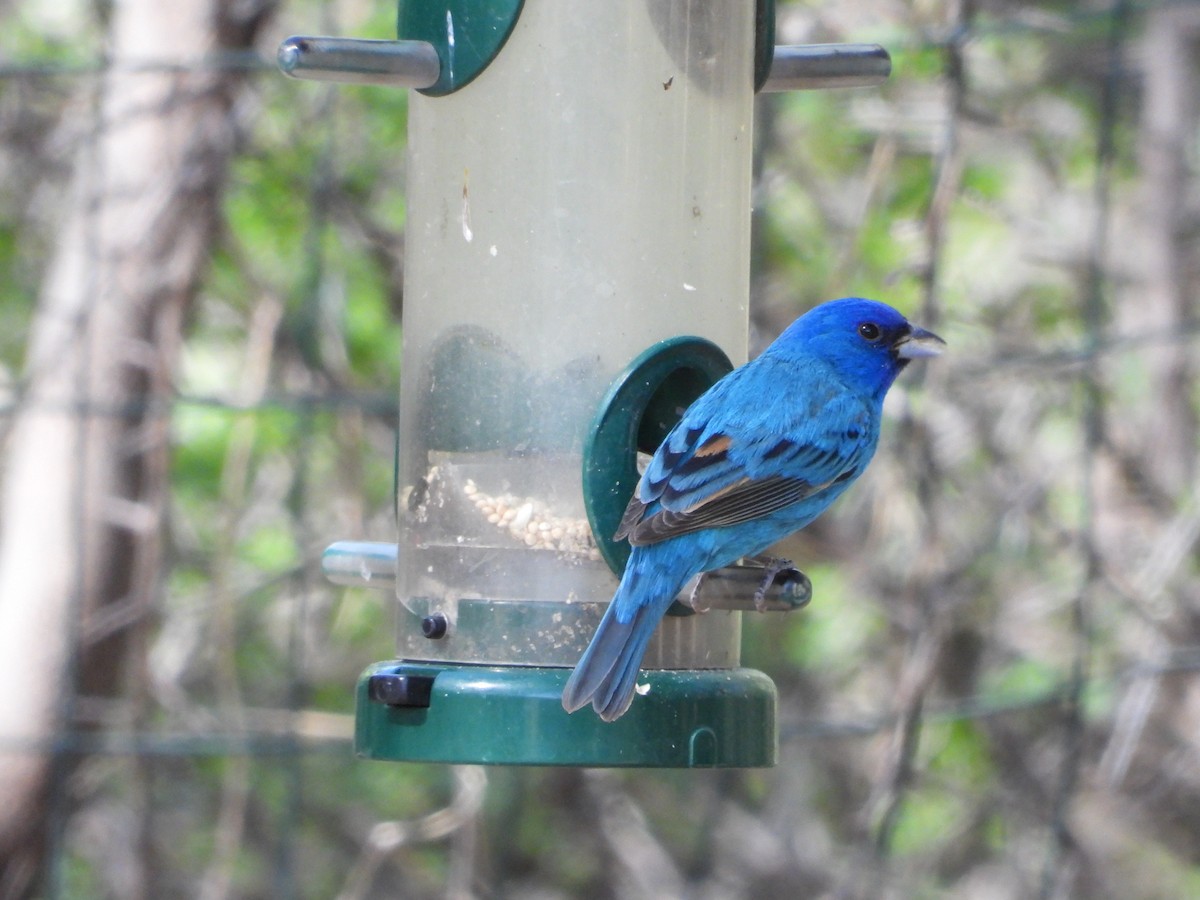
[355,661,777,768]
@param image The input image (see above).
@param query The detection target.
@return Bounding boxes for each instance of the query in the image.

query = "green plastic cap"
[398,0,524,96]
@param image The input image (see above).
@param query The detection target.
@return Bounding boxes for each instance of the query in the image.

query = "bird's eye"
[858,322,882,341]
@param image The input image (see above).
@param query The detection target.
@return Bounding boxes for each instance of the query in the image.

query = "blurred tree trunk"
[1128,5,1200,492]
[0,0,273,894]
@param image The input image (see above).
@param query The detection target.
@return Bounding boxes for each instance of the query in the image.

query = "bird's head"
[773,297,945,398]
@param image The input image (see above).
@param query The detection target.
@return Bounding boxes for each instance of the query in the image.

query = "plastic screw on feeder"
[421,614,449,639]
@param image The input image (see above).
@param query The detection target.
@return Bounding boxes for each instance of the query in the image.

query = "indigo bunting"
[562,298,944,721]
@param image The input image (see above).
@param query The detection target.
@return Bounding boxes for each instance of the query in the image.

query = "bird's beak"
[894,325,946,359]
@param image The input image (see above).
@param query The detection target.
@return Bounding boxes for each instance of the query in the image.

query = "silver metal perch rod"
[277,36,441,88]
[277,36,889,93]
[761,44,892,91]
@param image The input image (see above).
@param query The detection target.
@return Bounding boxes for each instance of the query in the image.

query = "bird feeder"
[283,0,890,767]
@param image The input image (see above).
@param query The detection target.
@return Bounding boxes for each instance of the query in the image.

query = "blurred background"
[1,0,1199,897]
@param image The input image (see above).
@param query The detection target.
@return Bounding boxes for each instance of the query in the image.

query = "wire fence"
[1,0,1199,897]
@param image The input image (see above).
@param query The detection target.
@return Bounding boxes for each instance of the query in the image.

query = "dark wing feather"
[620,433,865,547]
[613,494,647,542]
[626,473,821,544]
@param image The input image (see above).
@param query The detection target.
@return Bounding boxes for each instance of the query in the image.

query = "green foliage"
[172,404,233,500]
[980,656,1062,705]
[0,224,34,367]
[888,784,967,857]
[926,720,994,789]
[780,565,883,674]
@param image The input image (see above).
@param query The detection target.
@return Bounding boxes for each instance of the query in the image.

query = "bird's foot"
[682,572,711,613]
[746,556,807,612]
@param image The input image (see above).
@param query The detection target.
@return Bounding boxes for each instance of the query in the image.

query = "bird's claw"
[749,556,807,613]
[684,572,711,613]
[667,573,710,616]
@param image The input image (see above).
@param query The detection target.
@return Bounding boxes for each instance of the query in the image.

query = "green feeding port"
[583,336,735,576]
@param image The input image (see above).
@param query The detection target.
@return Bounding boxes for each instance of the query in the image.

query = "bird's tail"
[561,552,684,722]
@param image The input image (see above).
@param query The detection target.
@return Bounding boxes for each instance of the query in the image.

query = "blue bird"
[562,298,945,721]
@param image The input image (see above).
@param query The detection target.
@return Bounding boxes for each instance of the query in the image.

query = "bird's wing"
[616,364,873,546]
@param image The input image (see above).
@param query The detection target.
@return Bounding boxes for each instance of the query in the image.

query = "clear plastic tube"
[396,0,755,664]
